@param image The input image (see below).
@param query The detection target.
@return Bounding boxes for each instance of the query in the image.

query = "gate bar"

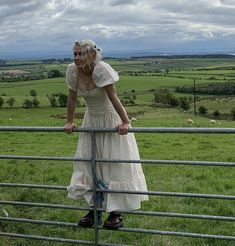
[0,182,234,200]
[1,126,235,134]
[0,217,234,241]
[0,232,126,246]
[1,155,235,167]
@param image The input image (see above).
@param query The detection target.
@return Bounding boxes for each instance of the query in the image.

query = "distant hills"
[0,50,234,60]
[129,54,235,59]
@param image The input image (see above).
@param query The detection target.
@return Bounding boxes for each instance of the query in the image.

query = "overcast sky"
[0,0,235,58]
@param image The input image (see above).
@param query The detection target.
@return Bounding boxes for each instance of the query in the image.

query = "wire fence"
[0,126,235,245]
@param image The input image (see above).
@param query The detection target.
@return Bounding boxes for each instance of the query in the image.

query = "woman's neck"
[77,65,92,75]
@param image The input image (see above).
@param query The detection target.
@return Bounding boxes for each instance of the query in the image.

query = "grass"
[0,74,233,108]
[108,57,235,72]
[0,78,66,96]
[0,57,235,245]
[1,57,235,110]
[196,97,235,114]
[0,108,234,246]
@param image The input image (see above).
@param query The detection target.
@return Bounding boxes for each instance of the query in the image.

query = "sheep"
[130,117,137,122]
[187,119,194,124]
[210,119,217,124]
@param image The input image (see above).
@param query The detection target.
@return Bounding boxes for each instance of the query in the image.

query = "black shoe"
[78,210,102,228]
[103,212,123,229]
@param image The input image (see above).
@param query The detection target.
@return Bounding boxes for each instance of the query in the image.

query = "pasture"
[1,56,235,112]
[0,56,235,245]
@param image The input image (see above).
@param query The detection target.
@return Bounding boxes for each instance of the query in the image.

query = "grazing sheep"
[187,119,194,124]
[130,117,137,122]
[210,119,217,124]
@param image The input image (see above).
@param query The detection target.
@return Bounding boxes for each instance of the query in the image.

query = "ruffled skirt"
[67,109,148,212]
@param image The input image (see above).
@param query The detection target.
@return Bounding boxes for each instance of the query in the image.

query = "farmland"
[0,56,235,245]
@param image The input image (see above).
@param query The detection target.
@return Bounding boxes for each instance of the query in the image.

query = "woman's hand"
[117,123,130,135]
[64,123,77,134]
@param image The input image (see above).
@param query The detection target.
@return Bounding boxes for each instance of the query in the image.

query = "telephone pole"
[193,78,196,115]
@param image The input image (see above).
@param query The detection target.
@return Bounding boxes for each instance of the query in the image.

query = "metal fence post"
[91,131,99,245]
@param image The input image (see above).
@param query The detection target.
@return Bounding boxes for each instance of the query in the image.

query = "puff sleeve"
[66,63,78,92]
[92,61,119,88]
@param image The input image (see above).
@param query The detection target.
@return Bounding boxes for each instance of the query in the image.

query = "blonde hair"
[73,39,102,72]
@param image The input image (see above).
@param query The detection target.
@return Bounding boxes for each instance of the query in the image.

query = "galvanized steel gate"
[0,126,235,245]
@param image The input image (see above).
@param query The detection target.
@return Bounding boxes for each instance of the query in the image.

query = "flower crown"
[74,39,101,52]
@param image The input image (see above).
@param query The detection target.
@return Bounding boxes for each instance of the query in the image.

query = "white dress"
[66,61,148,212]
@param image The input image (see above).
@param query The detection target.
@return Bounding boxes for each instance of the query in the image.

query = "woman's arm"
[64,89,77,134]
[105,84,130,135]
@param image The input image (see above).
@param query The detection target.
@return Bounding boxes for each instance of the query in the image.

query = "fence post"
[91,131,99,245]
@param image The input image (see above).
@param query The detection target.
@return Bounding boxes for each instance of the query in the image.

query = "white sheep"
[210,119,217,124]
[130,117,137,122]
[187,119,194,124]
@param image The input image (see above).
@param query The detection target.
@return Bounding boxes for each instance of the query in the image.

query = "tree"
[23,98,33,108]
[47,94,58,107]
[131,89,136,100]
[198,105,208,115]
[154,89,178,107]
[213,109,220,119]
[169,98,179,107]
[47,70,64,78]
[0,96,4,108]
[58,93,68,107]
[179,97,190,110]
[32,97,40,108]
[6,97,15,108]
[30,89,37,97]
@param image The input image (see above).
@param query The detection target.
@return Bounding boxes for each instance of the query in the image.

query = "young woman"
[64,39,148,229]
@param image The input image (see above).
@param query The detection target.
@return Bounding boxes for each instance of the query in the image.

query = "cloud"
[0,0,235,56]
[109,0,136,6]
[0,0,45,19]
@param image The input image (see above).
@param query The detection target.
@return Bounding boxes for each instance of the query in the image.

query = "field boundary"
[0,126,235,245]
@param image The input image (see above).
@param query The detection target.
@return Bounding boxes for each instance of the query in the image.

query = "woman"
[64,39,148,229]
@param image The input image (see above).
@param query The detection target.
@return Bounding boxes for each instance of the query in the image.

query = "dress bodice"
[78,87,114,116]
[66,61,119,116]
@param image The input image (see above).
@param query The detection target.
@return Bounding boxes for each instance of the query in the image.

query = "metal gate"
[0,126,235,245]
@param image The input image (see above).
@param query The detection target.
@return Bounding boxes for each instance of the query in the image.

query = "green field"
[1,56,235,113]
[0,57,235,245]
[1,74,235,111]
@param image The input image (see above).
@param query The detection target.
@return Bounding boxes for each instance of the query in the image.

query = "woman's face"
[73,45,84,67]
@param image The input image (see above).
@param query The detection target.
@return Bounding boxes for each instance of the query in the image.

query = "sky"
[0,0,235,59]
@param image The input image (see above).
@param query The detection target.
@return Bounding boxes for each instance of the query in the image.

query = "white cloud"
[174,32,197,42]
[202,31,214,39]
[222,32,233,37]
